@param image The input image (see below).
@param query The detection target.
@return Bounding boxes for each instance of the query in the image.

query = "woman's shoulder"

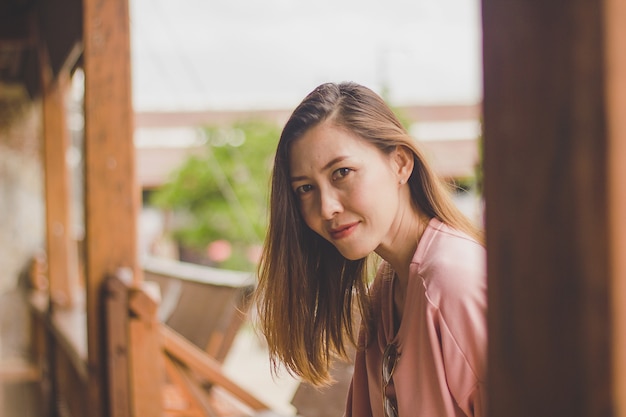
[415,219,485,272]
[427,218,483,250]
[411,219,487,308]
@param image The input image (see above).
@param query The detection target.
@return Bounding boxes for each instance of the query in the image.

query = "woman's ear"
[393,145,414,183]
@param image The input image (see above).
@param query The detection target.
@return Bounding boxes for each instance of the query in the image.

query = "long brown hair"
[254,82,482,385]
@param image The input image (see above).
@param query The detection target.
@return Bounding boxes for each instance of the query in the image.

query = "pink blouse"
[346,218,487,417]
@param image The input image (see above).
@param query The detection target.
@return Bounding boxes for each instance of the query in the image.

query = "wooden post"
[482,1,619,416]
[127,284,163,416]
[605,0,626,414]
[41,48,76,308]
[82,0,139,414]
[105,276,132,417]
[105,275,163,417]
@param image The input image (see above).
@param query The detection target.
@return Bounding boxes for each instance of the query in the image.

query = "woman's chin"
[335,246,371,261]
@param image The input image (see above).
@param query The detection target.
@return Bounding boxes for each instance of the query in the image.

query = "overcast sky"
[130,0,482,111]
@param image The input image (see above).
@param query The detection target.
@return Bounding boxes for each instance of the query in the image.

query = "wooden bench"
[142,256,255,363]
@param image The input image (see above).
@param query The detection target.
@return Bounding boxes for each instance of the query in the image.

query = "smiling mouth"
[329,222,359,240]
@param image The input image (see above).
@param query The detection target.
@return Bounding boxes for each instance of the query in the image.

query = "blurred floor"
[1,286,46,417]
[223,324,356,417]
[0,379,47,417]
[222,325,301,416]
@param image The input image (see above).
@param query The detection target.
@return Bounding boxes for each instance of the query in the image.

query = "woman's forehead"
[289,124,386,174]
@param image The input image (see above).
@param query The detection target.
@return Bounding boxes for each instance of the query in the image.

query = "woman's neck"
[376,205,429,330]
[376,205,429,285]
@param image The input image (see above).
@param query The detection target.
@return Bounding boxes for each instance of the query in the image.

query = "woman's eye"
[295,184,313,195]
[332,167,352,180]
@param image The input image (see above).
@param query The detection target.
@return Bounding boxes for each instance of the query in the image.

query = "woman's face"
[289,121,407,260]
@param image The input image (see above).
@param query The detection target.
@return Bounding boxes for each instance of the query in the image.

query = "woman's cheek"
[301,208,323,236]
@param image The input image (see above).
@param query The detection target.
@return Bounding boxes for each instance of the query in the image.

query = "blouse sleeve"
[422,232,487,417]
[438,308,487,416]
[438,258,487,417]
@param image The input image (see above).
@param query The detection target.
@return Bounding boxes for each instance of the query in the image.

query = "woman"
[255,82,486,417]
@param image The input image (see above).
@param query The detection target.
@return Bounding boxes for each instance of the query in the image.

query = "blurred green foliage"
[150,119,280,271]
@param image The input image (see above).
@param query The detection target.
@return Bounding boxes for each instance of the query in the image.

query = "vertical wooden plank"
[41,49,75,308]
[605,0,626,415]
[482,1,612,416]
[128,288,163,416]
[105,277,131,417]
[82,0,140,414]
[55,344,89,417]
[105,276,164,417]
[30,304,56,415]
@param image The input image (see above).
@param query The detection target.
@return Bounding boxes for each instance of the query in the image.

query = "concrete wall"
[0,100,45,294]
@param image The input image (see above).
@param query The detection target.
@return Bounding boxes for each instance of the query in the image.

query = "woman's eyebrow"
[322,156,348,171]
[290,174,308,183]
[290,156,349,183]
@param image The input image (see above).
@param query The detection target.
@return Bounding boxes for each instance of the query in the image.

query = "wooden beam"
[82,0,139,415]
[605,0,626,414]
[162,355,205,416]
[482,1,613,416]
[161,325,270,411]
[40,45,78,308]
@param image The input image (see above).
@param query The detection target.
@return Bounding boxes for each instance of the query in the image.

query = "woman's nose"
[319,189,342,219]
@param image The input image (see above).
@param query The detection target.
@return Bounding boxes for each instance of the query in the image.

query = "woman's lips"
[329,222,359,240]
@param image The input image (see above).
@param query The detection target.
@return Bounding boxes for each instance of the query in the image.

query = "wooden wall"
[482,1,625,416]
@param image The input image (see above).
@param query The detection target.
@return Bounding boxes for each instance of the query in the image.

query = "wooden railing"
[29,289,89,416]
[28,258,281,417]
[107,260,276,417]
[161,325,271,416]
